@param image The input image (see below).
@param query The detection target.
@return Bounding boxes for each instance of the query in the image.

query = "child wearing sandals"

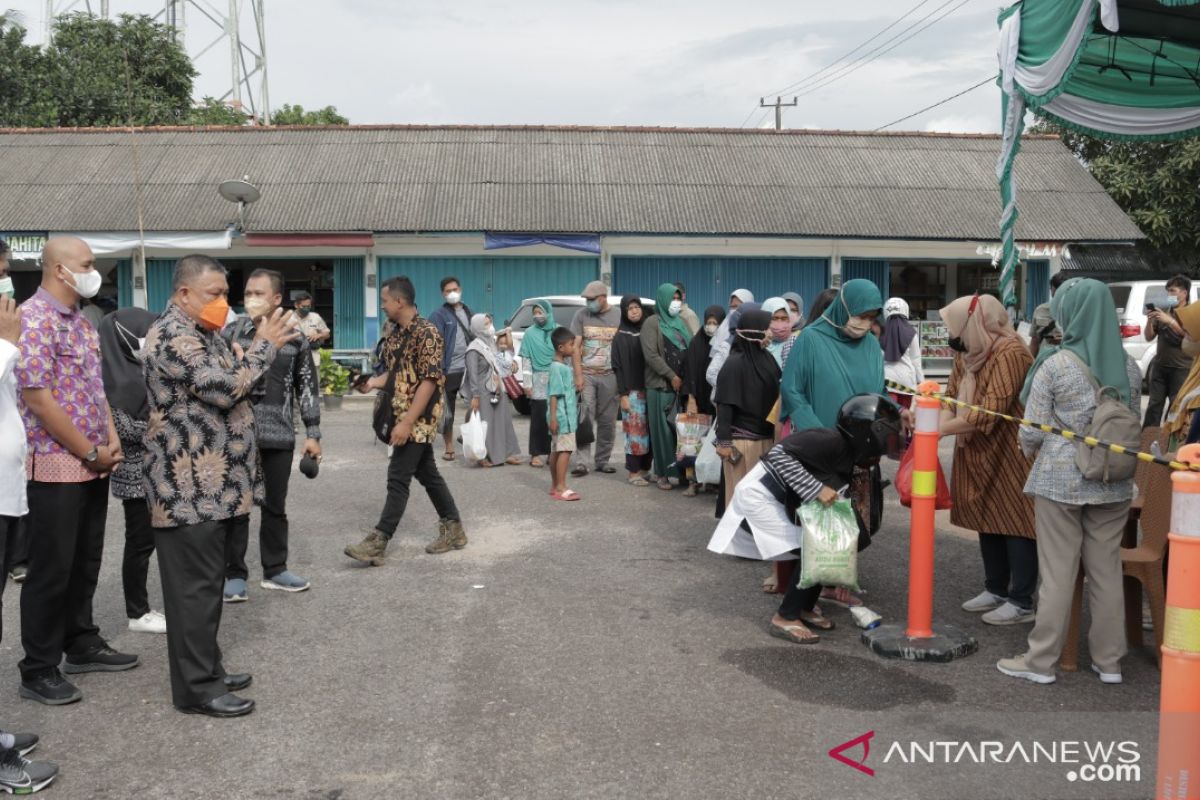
[547,328,580,501]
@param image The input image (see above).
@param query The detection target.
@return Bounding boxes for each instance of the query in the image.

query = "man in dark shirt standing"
[143,255,295,717]
[427,277,473,461]
[222,269,321,601]
[1144,274,1193,426]
[346,276,466,565]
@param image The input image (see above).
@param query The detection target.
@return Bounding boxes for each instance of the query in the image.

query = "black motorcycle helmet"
[836,393,904,464]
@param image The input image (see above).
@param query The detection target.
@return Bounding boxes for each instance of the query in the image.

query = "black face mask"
[297,307,311,317]
[948,336,968,353]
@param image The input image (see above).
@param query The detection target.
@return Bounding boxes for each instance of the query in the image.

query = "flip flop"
[627,476,650,486]
[529,458,544,468]
[442,451,456,461]
[798,611,835,631]
[555,489,581,501]
[656,478,673,491]
[505,457,524,465]
[768,622,819,645]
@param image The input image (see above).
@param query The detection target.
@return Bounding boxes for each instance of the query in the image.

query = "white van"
[1109,279,1200,379]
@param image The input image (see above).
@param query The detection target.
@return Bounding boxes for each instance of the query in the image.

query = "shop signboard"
[0,232,49,260]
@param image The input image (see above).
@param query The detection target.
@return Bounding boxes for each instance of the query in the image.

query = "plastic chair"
[1060,460,1172,671]
[1124,427,1160,538]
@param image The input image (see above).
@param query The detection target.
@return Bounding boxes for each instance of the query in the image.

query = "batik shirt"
[16,288,110,483]
[379,315,445,444]
[142,303,276,529]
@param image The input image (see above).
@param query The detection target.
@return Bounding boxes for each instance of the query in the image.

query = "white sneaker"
[1091,664,1123,684]
[982,601,1036,626]
[961,590,1006,613]
[997,656,1056,684]
[128,610,167,634]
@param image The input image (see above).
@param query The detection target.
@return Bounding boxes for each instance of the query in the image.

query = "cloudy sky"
[9,0,1003,132]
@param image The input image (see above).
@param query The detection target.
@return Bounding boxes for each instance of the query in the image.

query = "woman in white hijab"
[462,314,522,467]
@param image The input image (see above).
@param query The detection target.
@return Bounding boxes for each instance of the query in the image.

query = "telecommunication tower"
[43,0,271,123]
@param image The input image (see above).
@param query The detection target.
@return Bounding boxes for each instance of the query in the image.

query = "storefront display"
[919,319,953,379]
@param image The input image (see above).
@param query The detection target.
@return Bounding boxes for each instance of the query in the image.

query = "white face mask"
[704,322,719,337]
[243,297,272,319]
[0,276,13,299]
[532,312,546,326]
[445,291,462,305]
[843,316,873,339]
[115,322,146,361]
[484,325,495,338]
[668,300,683,316]
[60,266,102,299]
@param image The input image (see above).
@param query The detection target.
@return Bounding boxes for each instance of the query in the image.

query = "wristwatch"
[84,447,99,465]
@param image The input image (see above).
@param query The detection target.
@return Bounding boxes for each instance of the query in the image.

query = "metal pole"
[255,0,269,124]
[228,0,242,105]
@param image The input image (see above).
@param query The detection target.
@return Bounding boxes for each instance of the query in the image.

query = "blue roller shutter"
[333,257,365,349]
[376,256,598,320]
[116,259,132,308]
[1025,260,1050,320]
[842,259,890,303]
[612,256,830,317]
[146,258,176,313]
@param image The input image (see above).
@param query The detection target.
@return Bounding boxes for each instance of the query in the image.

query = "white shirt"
[0,339,29,517]
[884,332,925,393]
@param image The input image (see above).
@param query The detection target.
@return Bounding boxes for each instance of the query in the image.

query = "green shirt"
[547,360,578,433]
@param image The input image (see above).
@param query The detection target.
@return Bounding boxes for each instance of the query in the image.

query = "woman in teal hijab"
[641,283,692,489]
[780,279,886,431]
[519,298,558,467]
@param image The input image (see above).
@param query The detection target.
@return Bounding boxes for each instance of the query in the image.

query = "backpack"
[1059,351,1140,483]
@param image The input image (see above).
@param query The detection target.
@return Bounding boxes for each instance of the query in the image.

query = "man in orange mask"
[141,254,296,718]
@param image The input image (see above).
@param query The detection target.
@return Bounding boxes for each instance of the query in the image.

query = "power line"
[872,74,997,131]
[762,0,936,98]
[792,0,976,99]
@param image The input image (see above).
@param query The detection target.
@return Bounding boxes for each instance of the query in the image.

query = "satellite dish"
[217,177,261,231]
[218,178,261,205]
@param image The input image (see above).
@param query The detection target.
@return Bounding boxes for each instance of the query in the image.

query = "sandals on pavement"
[798,611,835,631]
[768,622,820,645]
[596,465,617,474]
[761,573,778,594]
[529,457,544,468]
[628,475,650,486]
[553,489,581,501]
[656,478,673,491]
[442,451,456,461]
[505,457,524,465]
[572,465,590,478]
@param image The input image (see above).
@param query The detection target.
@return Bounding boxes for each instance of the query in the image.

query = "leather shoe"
[178,693,255,718]
[223,673,252,692]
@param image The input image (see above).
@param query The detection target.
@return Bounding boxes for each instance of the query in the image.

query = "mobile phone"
[1146,303,1157,313]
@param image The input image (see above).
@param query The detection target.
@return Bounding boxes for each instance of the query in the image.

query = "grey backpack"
[1060,351,1140,483]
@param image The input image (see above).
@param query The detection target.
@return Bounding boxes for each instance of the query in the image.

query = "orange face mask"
[198,296,230,331]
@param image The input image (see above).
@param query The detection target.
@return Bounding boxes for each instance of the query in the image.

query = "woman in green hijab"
[641,283,693,489]
[999,277,1142,686]
[519,299,558,467]
[781,279,886,431]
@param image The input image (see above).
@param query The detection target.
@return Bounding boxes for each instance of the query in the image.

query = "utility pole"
[759,96,798,130]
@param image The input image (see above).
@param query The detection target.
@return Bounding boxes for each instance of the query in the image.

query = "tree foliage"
[1034,118,1200,270]
[271,103,349,126]
[0,14,349,128]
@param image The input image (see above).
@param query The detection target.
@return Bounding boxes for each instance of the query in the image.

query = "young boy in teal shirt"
[547,327,580,500]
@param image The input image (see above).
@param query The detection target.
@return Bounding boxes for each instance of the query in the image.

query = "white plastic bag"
[694,429,721,485]
[461,411,489,463]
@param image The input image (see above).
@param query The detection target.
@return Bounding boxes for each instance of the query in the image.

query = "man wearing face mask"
[15,237,135,706]
[292,291,330,347]
[1143,274,1193,426]
[428,277,473,461]
[569,281,623,476]
[142,254,297,717]
[222,269,321,600]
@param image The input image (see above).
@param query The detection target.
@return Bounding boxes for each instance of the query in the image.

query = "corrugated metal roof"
[0,125,1143,241]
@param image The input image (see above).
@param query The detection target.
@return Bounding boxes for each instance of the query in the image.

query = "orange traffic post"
[1156,443,1200,800]
[906,392,940,638]
[863,381,976,663]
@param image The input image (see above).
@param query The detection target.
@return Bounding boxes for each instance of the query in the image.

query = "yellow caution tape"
[1164,606,1200,654]
[886,379,1200,473]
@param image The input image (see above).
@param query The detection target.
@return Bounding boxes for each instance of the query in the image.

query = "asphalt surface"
[0,402,1164,799]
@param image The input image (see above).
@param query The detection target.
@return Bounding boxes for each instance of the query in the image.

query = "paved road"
[0,404,1162,799]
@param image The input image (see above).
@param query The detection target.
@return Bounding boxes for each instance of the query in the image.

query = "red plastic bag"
[896,445,952,510]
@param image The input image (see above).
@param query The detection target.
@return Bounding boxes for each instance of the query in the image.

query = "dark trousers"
[156,519,232,708]
[4,515,29,571]
[375,442,460,538]
[778,553,822,619]
[979,531,1038,610]
[19,479,108,679]
[226,447,293,581]
[529,398,551,457]
[1144,362,1190,427]
[122,499,156,619]
[439,371,464,437]
[0,515,19,643]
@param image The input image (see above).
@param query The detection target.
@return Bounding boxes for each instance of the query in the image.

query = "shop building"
[0,125,1142,372]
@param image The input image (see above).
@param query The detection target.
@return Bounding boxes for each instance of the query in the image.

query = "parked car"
[1109,280,1200,380]
[504,294,656,415]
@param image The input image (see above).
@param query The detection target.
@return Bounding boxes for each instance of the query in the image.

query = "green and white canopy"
[996,0,1200,307]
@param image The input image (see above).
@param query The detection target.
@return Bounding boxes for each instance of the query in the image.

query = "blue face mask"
[1163,295,1180,310]
[586,299,601,314]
